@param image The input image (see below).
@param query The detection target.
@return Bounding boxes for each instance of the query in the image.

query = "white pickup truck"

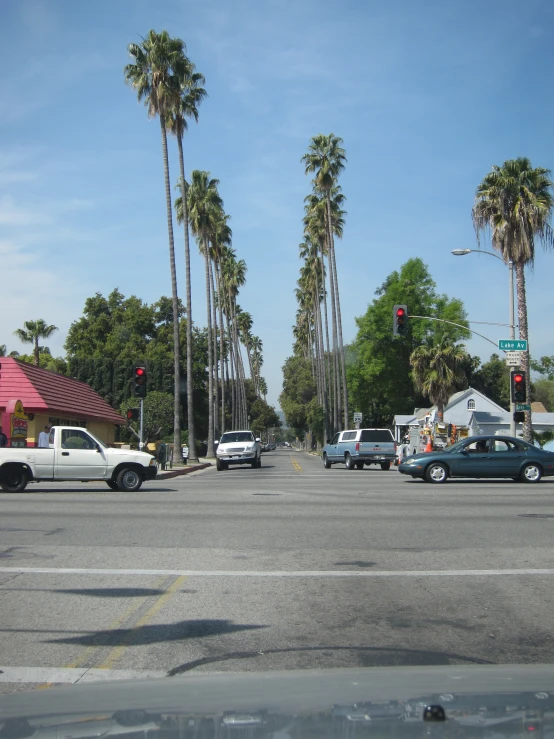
[0,426,157,493]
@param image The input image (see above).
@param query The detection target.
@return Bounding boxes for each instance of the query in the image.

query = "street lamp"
[451,248,516,435]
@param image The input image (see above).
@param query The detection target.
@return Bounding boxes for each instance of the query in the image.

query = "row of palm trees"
[293,134,349,440]
[125,30,264,459]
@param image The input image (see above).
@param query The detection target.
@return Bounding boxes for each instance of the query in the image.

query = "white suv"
[216,431,262,471]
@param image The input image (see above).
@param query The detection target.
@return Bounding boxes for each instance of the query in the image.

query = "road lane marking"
[290,456,302,472]
[0,666,166,684]
[97,575,187,670]
[3,567,554,578]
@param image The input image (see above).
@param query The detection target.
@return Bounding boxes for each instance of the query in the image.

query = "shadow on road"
[168,643,494,676]
[48,619,267,646]
[54,588,167,598]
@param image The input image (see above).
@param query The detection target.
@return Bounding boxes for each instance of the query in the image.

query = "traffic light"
[132,364,147,398]
[393,305,408,336]
[511,370,526,403]
[126,408,139,423]
[514,411,525,423]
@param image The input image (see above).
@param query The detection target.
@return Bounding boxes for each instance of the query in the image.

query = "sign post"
[139,398,144,450]
[353,412,363,429]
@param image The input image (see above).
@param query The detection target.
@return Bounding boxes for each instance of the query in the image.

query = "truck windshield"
[220,432,254,443]
[360,430,393,443]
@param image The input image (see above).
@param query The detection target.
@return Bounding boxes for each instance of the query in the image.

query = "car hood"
[1,665,554,736]
[401,452,447,464]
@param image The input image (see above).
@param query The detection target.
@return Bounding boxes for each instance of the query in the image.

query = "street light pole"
[451,249,516,437]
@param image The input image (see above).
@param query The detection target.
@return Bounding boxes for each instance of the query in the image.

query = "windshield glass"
[220,432,254,443]
[360,430,394,443]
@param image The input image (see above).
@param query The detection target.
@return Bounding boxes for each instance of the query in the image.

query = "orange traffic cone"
[425,438,433,453]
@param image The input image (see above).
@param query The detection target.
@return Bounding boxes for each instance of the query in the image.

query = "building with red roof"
[0,357,124,447]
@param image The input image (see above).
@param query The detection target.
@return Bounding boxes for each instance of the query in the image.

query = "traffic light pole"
[139,398,144,450]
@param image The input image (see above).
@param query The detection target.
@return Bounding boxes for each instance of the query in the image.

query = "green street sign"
[498,339,527,351]
[516,403,531,411]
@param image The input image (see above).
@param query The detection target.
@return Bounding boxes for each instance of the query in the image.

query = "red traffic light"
[514,373,523,384]
[135,367,145,377]
[396,307,406,317]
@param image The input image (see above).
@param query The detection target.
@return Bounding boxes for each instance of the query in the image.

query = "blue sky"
[1,0,553,408]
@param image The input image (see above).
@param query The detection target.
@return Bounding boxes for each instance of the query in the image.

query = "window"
[329,433,340,445]
[61,429,96,450]
[467,399,475,410]
[340,431,357,441]
[220,432,254,443]
[360,429,394,443]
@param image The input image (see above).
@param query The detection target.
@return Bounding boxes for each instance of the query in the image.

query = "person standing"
[38,425,51,448]
[0,425,7,448]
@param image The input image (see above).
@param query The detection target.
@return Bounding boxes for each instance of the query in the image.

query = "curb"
[157,463,212,480]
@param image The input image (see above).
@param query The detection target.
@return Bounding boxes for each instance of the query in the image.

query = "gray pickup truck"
[322,428,397,470]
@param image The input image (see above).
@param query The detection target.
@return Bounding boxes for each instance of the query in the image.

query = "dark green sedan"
[399,435,554,484]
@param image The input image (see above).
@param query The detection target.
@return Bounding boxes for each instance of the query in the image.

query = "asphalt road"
[1,448,554,692]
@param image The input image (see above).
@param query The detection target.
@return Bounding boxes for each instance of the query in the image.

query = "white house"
[394,388,507,441]
[469,411,554,437]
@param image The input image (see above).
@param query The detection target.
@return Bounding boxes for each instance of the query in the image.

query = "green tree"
[0,345,5,357]
[125,29,187,462]
[410,338,469,420]
[531,355,554,380]
[468,353,511,410]
[473,157,554,441]
[121,391,174,444]
[533,379,554,412]
[279,354,318,439]
[13,319,58,366]
[346,259,469,426]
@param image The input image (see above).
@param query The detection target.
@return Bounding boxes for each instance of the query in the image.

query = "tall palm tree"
[125,29,186,462]
[0,345,6,357]
[210,212,232,433]
[410,339,468,420]
[13,320,58,366]
[302,134,349,427]
[187,170,223,456]
[168,59,207,464]
[473,158,554,441]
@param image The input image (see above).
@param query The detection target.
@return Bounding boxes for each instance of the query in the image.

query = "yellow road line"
[290,456,302,472]
[98,575,187,670]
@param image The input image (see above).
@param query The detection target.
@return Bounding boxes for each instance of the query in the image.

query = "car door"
[55,429,108,480]
[326,433,340,461]
[487,439,526,477]
[448,438,495,478]
[338,431,357,463]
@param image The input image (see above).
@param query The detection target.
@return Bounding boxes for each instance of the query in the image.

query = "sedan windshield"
[220,432,254,443]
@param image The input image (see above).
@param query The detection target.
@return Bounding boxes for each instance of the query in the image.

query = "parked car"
[0,426,157,492]
[322,428,397,470]
[216,430,262,471]
[399,434,554,484]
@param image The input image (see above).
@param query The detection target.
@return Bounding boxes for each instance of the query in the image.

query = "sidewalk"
[156,458,213,480]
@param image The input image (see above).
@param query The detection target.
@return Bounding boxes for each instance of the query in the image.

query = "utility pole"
[139,398,144,450]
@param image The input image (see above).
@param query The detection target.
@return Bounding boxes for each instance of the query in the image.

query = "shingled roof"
[0,357,124,424]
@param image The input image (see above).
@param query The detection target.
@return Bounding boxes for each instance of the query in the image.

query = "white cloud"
[0,196,53,226]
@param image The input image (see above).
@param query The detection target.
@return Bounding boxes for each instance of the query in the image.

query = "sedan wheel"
[425,463,448,484]
[521,463,542,483]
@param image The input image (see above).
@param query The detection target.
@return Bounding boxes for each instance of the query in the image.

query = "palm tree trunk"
[225,309,236,428]
[314,280,329,443]
[215,266,226,433]
[326,228,340,434]
[327,195,349,428]
[160,115,182,463]
[34,334,39,366]
[319,239,333,432]
[176,134,197,462]
[202,229,215,457]
[515,261,533,442]
[209,257,219,439]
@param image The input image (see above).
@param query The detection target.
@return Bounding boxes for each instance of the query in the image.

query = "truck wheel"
[380,462,391,471]
[0,467,28,493]
[251,459,257,468]
[323,454,331,469]
[356,462,364,470]
[345,453,355,470]
[116,467,143,492]
[257,456,262,468]
[216,458,225,471]
[106,480,119,491]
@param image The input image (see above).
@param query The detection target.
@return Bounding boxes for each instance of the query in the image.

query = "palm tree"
[125,29,186,462]
[13,320,58,366]
[473,158,554,441]
[0,345,6,357]
[187,170,223,456]
[410,339,468,420]
[168,59,207,464]
[302,134,349,427]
